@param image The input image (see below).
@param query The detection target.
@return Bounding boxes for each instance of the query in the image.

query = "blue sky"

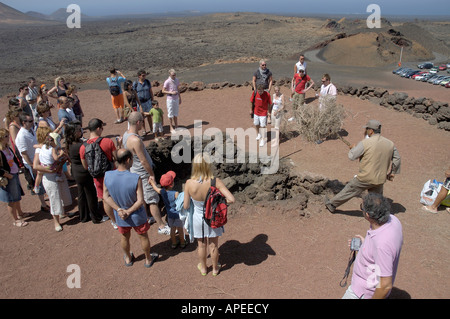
[3,0,450,16]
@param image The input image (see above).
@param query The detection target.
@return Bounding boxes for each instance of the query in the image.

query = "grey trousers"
[330,177,383,208]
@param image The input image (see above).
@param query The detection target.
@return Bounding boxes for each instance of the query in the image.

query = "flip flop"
[124,253,134,267]
[422,205,438,214]
[197,263,207,276]
[144,253,159,268]
[13,220,28,227]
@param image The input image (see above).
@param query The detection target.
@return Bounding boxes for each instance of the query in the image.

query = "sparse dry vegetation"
[281,96,346,143]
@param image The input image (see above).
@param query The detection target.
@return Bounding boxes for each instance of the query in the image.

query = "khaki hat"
[363,120,381,130]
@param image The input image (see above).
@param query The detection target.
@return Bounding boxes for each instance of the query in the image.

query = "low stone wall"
[337,85,450,131]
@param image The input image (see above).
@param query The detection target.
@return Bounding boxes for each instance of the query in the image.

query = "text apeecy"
[181,303,269,316]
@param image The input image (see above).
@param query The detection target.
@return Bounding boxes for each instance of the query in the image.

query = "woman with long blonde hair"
[183,153,235,276]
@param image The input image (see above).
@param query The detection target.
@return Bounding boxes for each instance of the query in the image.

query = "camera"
[350,237,361,251]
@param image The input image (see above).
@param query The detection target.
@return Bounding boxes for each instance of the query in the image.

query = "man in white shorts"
[250,85,272,147]
[162,69,181,134]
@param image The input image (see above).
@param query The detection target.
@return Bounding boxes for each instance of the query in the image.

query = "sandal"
[13,219,28,227]
[422,205,438,214]
[144,253,159,268]
[197,263,207,276]
[124,253,134,267]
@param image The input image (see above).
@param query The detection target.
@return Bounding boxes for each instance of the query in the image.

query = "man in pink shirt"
[343,193,403,299]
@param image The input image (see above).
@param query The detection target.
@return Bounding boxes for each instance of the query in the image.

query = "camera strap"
[339,250,356,287]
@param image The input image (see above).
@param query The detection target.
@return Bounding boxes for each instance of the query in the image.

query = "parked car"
[429,67,439,74]
[418,62,433,69]
[421,73,435,82]
[411,71,427,79]
[392,67,404,74]
[435,76,450,85]
[421,73,436,82]
[403,69,421,78]
[446,82,450,88]
[415,73,430,81]
[439,64,447,71]
[440,78,450,86]
[430,75,446,84]
[399,68,413,77]
[427,75,440,83]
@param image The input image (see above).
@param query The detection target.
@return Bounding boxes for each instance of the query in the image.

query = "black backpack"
[83,137,112,178]
[109,77,121,96]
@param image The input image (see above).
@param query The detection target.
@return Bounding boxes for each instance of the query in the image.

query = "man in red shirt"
[250,85,272,147]
[80,118,118,228]
[292,67,314,109]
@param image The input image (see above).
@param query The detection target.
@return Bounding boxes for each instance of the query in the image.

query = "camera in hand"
[350,237,361,251]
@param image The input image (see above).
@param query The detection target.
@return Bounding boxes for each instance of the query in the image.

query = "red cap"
[160,171,176,187]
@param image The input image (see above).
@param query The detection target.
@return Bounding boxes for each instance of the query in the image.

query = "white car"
[415,73,430,81]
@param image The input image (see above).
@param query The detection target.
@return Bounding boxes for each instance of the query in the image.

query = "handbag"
[0,154,8,188]
[0,176,8,188]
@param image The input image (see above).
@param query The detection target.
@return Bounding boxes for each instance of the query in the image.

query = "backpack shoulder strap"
[211,177,216,188]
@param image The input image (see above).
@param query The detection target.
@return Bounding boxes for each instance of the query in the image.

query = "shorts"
[166,98,179,118]
[141,174,160,205]
[443,177,450,190]
[253,114,267,127]
[111,93,124,109]
[139,100,152,113]
[153,122,163,133]
[118,222,150,235]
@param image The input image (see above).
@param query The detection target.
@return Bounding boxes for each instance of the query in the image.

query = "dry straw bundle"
[281,95,346,143]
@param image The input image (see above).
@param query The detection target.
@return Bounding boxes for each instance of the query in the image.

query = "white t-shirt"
[15,127,37,165]
[38,145,55,167]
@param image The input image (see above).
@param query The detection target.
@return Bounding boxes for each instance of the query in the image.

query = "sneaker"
[324,196,336,213]
[110,220,118,230]
[33,186,40,194]
[158,224,170,235]
[288,117,295,122]
[101,216,110,222]
[256,133,261,140]
[259,139,266,147]
[148,216,156,225]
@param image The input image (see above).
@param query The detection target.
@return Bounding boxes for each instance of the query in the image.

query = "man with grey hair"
[252,60,273,123]
[325,119,401,213]
[122,111,170,235]
[342,193,403,299]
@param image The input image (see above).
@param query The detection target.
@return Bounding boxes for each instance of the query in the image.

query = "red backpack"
[203,178,228,235]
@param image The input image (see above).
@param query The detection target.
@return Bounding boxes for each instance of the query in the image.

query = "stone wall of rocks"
[337,85,450,131]
[147,136,343,214]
